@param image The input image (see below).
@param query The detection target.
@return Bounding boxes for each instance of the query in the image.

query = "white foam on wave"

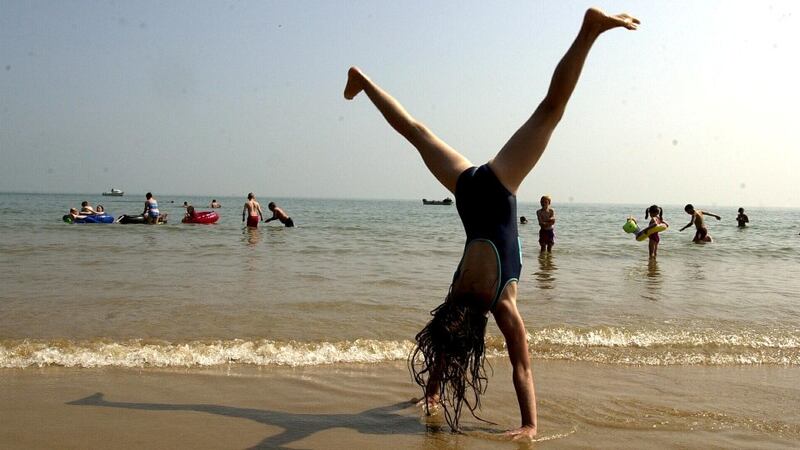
[529,326,800,349]
[2,325,798,369]
[526,326,800,365]
[0,339,416,369]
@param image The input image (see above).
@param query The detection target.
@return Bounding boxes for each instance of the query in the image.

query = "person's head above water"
[738,207,745,214]
[247,193,254,200]
[81,201,89,207]
[645,204,662,219]
[268,202,276,210]
[146,192,153,200]
[96,205,104,213]
[410,292,491,431]
[684,204,695,214]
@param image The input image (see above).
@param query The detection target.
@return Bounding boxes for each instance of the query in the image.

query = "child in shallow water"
[536,195,556,253]
[344,7,639,439]
[643,205,667,259]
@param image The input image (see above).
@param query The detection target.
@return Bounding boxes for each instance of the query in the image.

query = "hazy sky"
[1,1,798,207]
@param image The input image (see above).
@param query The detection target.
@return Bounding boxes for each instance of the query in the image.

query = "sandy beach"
[3,360,798,449]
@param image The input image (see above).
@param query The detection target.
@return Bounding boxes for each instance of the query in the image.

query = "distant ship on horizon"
[101,188,124,197]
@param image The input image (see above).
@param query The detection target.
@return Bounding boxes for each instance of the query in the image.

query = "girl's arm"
[493,299,537,437]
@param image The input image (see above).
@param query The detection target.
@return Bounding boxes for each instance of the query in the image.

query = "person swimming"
[344,7,639,439]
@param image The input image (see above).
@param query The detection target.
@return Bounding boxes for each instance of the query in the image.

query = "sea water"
[1,193,799,368]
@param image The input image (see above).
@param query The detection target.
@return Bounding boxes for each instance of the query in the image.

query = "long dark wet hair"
[408,292,493,431]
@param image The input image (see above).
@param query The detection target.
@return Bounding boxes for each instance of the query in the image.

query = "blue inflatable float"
[63,214,115,224]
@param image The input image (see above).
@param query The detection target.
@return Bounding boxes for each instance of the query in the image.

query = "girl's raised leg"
[489,8,640,194]
[344,67,473,194]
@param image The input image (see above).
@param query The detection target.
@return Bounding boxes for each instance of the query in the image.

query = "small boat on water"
[422,197,453,205]
[102,188,124,197]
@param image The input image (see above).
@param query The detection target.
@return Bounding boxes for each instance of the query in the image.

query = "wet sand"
[2,361,799,449]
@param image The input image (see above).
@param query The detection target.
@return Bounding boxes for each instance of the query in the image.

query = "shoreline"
[2,360,798,448]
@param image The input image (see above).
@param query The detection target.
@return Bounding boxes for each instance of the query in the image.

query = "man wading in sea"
[242,193,264,228]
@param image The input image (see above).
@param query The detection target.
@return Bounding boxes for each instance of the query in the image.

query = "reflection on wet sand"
[534,253,557,289]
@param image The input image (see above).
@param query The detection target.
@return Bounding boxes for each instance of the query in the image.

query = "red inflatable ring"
[182,211,220,224]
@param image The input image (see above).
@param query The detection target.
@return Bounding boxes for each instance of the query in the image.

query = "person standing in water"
[736,207,749,228]
[143,193,161,224]
[643,204,667,258]
[343,7,639,439]
[680,204,721,243]
[536,195,556,253]
[242,193,264,228]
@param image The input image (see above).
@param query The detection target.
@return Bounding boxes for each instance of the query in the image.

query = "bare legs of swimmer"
[345,7,639,440]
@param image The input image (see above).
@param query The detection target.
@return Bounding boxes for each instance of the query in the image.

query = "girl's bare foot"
[584,7,640,34]
[505,425,537,441]
[343,66,365,100]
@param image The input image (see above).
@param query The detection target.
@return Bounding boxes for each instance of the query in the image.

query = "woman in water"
[143,192,160,224]
[344,8,639,439]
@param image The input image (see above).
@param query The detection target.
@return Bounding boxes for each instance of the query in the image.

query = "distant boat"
[102,188,124,197]
[422,197,453,205]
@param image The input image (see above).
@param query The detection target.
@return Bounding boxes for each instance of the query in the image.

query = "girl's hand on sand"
[505,425,537,441]
[414,397,441,415]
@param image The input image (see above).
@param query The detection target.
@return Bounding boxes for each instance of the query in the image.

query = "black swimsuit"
[452,164,522,310]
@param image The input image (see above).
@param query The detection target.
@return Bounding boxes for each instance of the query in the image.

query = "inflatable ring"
[65,214,115,224]
[182,211,219,224]
[116,214,147,224]
[636,223,668,241]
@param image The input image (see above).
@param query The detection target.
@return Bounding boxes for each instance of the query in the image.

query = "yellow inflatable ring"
[636,223,668,241]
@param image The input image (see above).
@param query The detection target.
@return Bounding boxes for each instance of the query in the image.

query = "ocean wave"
[2,325,799,368]
[0,339,415,369]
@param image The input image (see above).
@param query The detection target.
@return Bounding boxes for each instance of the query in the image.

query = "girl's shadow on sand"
[67,392,437,449]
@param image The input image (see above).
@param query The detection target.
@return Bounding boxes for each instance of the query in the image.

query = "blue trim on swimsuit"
[453,164,522,311]
[146,201,159,218]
